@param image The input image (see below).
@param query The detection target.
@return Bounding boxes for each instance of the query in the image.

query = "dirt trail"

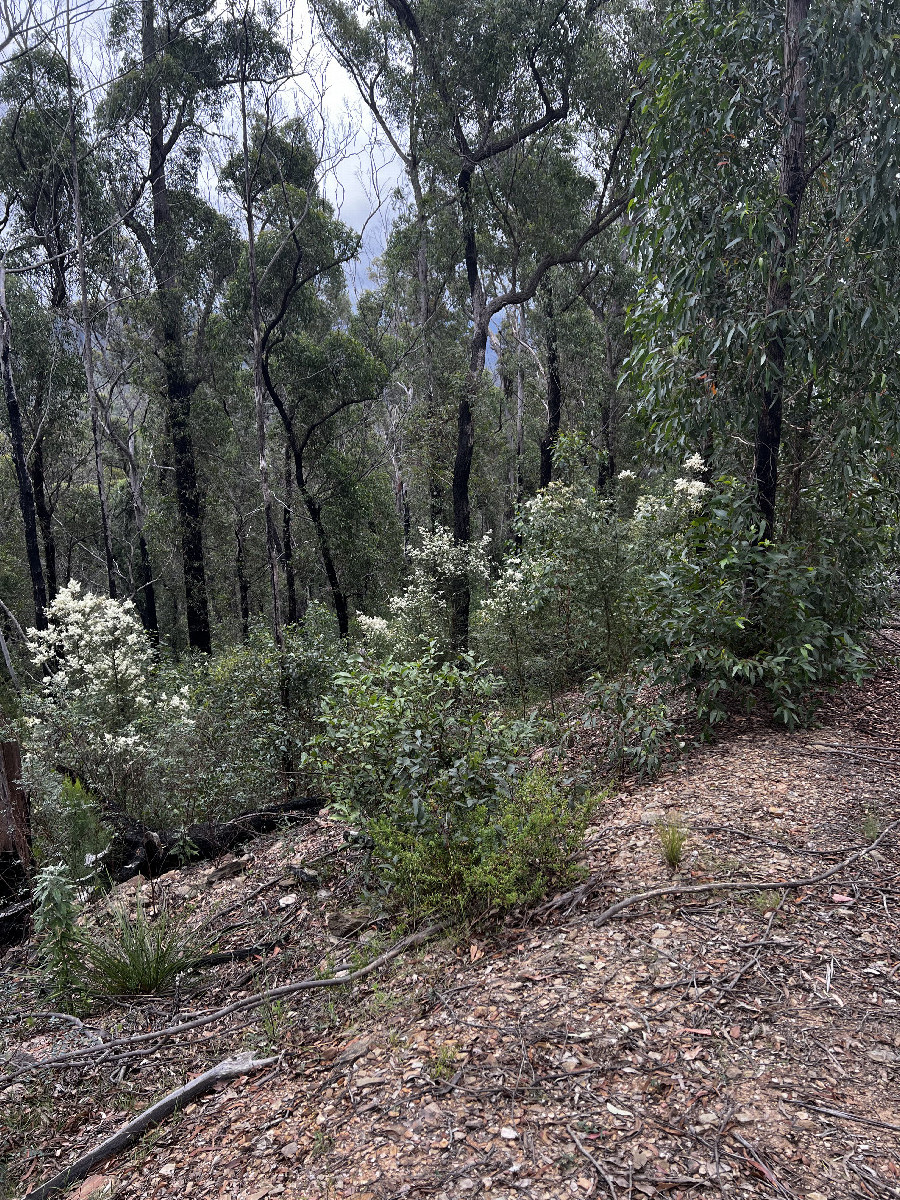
[3,667,899,1200]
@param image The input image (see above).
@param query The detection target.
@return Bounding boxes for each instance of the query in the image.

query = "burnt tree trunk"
[450,164,486,652]
[753,0,809,536]
[141,0,211,652]
[539,278,562,489]
[0,270,47,629]
[283,441,297,624]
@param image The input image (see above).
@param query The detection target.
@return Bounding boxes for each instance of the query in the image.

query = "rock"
[867,1047,896,1063]
[281,1141,299,1159]
[698,1112,717,1126]
[631,1148,655,1170]
[159,1162,176,1177]
[326,910,370,938]
[278,893,298,908]
[733,1110,756,1124]
[500,1126,518,1140]
[1,1083,26,1102]
[418,1102,445,1129]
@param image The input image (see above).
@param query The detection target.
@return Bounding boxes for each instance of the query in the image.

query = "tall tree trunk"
[235,520,250,640]
[127,433,159,640]
[0,266,47,628]
[238,63,283,647]
[539,278,561,489]
[450,165,487,651]
[291,445,349,637]
[753,0,809,536]
[283,441,297,624]
[141,0,211,652]
[30,438,57,600]
[65,22,117,599]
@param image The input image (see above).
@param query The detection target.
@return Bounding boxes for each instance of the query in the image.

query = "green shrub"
[631,480,879,728]
[476,483,634,696]
[368,767,597,918]
[23,590,343,831]
[310,652,590,916]
[30,778,110,878]
[309,649,535,823]
[589,667,684,777]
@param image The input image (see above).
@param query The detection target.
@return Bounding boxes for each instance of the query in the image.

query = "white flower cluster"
[673,476,709,509]
[28,582,153,702]
[683,452,705,474]
[633,495,669,521]
[617,469,637,482]
[26,583,196,768]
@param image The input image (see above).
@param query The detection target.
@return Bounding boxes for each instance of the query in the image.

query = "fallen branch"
[0,922,444,1086]
[24,1053,276,1200]
[786,1098,900,1135]
[591,818,900,929]
[567,1125,618,1200]
[796,746,900,769]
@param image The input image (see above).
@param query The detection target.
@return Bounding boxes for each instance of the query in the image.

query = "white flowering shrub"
[27,582,153,729]
[23,588,343,853]
[476,484,634,695]
[370,527,491,657]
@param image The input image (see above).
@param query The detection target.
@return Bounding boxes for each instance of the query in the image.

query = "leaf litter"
[3,664,900,1199]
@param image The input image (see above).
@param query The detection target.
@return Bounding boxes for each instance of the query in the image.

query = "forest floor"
[2,656,900,1200]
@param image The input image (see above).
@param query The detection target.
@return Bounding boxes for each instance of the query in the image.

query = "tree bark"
[29,438,57,600]
[65,23,117,599]
[292,446,349,637]
[753,0,809,536]
[450,165,486,651]
[141,0,211,652]
[0,265,47,628]
[235,520,250,640]
[238,48,283,646]
[539,277,562,489]
[283,441,297,623]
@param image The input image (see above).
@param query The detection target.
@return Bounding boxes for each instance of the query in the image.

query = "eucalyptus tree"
[629,0,900,542]
[101,0,242,652]
[314,0,646,647]
[0,47,90,622]
[220,101,381,637]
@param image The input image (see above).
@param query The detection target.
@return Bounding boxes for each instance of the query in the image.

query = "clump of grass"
[753,890,782,915]
[656,818,688,871]
[78,900,200,995]
[861,811,882,842]
[429,1043,458,1081]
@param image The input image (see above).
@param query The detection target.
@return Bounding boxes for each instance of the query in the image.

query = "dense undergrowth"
[16,453,895,979]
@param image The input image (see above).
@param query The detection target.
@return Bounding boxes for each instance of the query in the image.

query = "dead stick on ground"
[786,1099,900,1135]
[567,1125,618,1200]
[591,818,900,928]
[0,923,444,1086]
[23,1053,276,1200]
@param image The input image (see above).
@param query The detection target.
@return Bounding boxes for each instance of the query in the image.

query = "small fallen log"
[24,1052,276,1200]
[105,795,325,882]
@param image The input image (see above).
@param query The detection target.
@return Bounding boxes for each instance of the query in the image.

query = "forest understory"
[2,659,899,1200]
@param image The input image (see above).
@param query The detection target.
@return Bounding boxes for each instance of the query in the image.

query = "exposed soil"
[2,664,899,1200]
